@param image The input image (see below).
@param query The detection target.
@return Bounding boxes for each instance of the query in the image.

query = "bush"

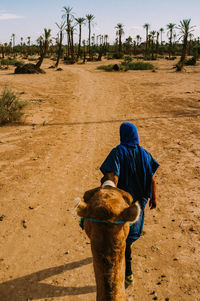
[15,63,45,74]
[112,52,124,59]
[185,57,196,66]
[133,56,145,60]
[106,53,113,60]
[98,61,155,72]
[124,56,132,63]
[123,61,155,70]
[0,88,27,124]
[97,64,117,72]
[1,58,24,67]
[27,57,38,62]
[165,56,177,60]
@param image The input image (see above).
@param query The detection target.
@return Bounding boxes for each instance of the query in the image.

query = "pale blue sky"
[0,0,200,44]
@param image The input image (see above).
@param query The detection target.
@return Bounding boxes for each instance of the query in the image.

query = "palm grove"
[0,5,200,73]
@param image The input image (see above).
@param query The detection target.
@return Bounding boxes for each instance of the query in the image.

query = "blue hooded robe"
[100,122,159,245]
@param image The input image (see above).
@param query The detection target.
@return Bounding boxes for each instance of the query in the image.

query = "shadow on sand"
[0,257,95,300]
[8,111,200,129]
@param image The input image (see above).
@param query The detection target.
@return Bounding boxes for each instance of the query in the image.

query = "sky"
[0,0,200,44]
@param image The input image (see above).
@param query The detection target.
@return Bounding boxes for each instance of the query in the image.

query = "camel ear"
[83,188,99,203]
[76,200,88,217]
[119,190,133,205]
[120,202,141,223]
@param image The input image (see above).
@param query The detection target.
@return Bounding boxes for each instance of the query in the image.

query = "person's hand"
[149,198,157,210]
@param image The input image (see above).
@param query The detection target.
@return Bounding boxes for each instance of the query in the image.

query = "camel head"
[77,187,140,224]
[77,187,140,301]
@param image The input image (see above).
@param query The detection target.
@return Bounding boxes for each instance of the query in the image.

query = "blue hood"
[120,122,139,147]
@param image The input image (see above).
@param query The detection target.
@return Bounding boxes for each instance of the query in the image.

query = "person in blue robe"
[100,122,159,285]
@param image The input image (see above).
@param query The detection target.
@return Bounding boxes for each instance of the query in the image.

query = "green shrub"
[98,61,155,72]
[1,58,24,66]
[112,52,124,59]
[133,56,145,60]
[165,56,177,60]
[27,57,38,61]
[123,56,132,63]
[125,61,154,70]
[0,88,27,124]
[97,64,116,72]
[185,57,196,66]
[106,53,113,60]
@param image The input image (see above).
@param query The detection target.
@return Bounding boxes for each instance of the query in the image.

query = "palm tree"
[115,23,124,53]
[176,19,195,71]
[20,37,24,54]
[160,28,164,45]
[150,31,156,59]
[62,6,73,58]
[125,36,132,54]
[11,33,15,57]
[27,36,31,46]
[55,21,66,67]
[82,39,86,63]
[136,34,141,46]
[167,23,176,57]
[188,32,193,55]
[86,14,95,57]
[156,31,160,54]
[91,34,95,46]
[104,34,109,45]
[103,34,109,54]
[75,17,85,59]
[36,28,51,68]
[11,33,15,48]
[143,23,150,52]
[70,24,76,62]
[27,36,31,55]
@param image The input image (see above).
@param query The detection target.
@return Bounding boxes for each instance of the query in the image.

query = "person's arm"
[149,175,157,210]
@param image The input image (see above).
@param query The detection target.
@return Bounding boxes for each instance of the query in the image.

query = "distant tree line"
[1,5,200,72]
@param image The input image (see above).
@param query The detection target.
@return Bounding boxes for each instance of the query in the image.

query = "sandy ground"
[0,58,199,301]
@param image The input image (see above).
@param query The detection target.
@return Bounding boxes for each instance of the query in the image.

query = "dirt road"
[0,59,199,300]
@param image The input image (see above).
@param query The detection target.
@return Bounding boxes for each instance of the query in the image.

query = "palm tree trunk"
[151,39,154,59]
[176,36,188,71]
[180,36,188,63]
[78,24,82,59]
[169,31,172,58]
[88,21,91,57]
[145,28,148,53]
[36,54,44,68]
[67,15,71,58]
[35,40,44,68]
[119,34,122,53]
[55,31,63,68]
[70,29,74,62]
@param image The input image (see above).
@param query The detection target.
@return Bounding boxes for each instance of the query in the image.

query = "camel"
[77,184,140,301]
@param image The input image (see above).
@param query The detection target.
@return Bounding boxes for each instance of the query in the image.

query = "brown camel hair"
[77,186,140,301]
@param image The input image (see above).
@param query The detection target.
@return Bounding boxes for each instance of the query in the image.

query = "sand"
[0,58,199,301]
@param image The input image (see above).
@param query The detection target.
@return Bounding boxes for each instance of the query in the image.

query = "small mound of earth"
[15,63,45,74]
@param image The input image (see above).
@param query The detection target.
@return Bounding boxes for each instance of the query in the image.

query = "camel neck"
[92,242,127,301]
